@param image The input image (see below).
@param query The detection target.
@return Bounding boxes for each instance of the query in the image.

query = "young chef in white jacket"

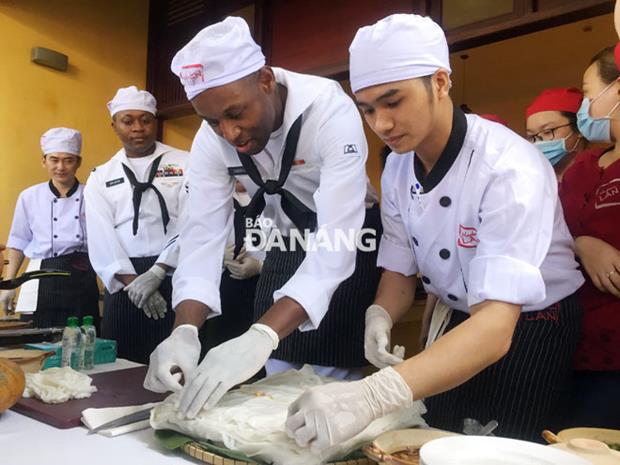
[285,14,585,450]
[84,86,189,363]
[0,128,99,328]
[144,17,382,418]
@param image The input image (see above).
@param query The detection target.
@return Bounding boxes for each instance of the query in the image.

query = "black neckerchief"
[121,154,170,236]
[413,105,468,192]
[234,114,317,254]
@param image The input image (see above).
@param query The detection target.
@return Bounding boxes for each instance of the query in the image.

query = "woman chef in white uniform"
[285,14,585,451]
[0,128,99,328]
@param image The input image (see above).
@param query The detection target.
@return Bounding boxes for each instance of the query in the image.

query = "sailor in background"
[203,182,264,353]
[144,17,381,418]
[0,128,99,328]
[285,14,585,451]
[84,86,189,363]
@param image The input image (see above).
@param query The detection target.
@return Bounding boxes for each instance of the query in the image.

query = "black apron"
[101,256,175,364]
[32,252,100,330]
[254,205,382,367]
[203,201,260,354]
[424,293,582,442]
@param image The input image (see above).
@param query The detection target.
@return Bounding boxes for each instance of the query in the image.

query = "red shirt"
[559,147,620,371]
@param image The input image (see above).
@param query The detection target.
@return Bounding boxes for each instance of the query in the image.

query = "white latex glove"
[364,304,405,368]
[223,243,247,263]
[144,324,201,393]
[178,323,278,419]
[0,289,16,313]
[285,367,413,455]
[225,256,262,280]
[123,265,166,308]
[143,290,168,320]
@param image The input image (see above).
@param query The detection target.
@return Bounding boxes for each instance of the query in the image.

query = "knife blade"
[87,407,154,434]
[0,269,71,290]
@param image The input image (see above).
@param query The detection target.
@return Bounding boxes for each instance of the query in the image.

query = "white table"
[0,360,202,465]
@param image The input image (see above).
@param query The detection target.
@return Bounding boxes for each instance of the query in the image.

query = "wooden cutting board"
[11,366,167,428]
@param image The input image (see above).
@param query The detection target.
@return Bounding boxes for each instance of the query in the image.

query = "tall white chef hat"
[349,14,451,93]
[40,127,82,157]
[170,16,266,100]
[107,86,157,117]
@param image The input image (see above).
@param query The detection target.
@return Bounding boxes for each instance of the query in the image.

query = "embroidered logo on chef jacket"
[155,164,184,178]
[180,64,204,85]
[595,178,620,209]
[228,166,247,176]
[344,144,358,154]
[292,159,306,166]
[457,224,479,248]
[105,177,125,188]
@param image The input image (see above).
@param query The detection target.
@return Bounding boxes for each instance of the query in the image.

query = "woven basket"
[182,441,373,465]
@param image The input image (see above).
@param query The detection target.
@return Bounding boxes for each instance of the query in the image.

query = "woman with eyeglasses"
[525,88,586,180]
[558,45,620,429]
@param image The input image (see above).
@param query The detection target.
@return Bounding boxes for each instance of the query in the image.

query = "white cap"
[40,127,82,156]
[107,86,157,117]
[349,14,451,93]
[170,16,266,100]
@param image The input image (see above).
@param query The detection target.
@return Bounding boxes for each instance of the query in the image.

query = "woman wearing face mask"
[559,45,620,429]
[526,88,586,180]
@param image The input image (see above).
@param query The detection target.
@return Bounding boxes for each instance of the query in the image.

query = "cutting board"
[11,366,168,428]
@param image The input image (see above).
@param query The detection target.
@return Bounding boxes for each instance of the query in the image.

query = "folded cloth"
[23,366,97,403]
[81,402,160,437]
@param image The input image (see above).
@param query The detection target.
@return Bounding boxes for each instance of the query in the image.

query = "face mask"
[535,137,569,166]
[577,81,620,143]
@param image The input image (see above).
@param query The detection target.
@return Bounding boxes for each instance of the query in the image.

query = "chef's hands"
[124,264,167,308]
[285,367,413,455]
[144,324,201,393]
[225,256,262,280]
[177,323,278,419]
[575,236,620,297]
[143,290,168,319]
[0,289,16,315]
[223,243,247,263]
[364,304,405,368]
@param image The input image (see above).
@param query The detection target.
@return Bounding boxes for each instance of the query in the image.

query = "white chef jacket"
[7,181,87,259]
[173,67,377,330]
[378,110,584,312]
[84,142,188,293]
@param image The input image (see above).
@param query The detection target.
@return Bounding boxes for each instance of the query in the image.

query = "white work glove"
[364,304,405,368]
[124,264,166,308]
[223,243,247,263]
[177,323,278,419]
[286,367,413,455]
[144,324,201,393]
[142,290,168,320]
[225,256,262,280]
[0,289,16,313]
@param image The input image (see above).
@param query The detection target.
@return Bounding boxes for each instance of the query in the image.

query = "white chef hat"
[170,16,266,100]
[40,127,82,157]
[107,86,157,117]
[349,14,451,93]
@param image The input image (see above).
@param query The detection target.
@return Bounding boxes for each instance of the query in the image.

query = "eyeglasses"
[527,124,572,143]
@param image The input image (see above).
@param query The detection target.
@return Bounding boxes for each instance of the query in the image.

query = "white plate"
[420,436,592,465]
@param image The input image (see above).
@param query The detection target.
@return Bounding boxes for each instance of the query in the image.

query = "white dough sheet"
[150,365,426,465]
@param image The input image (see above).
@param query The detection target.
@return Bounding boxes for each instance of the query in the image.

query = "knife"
[87,406,154,434]
[0,269,71,290]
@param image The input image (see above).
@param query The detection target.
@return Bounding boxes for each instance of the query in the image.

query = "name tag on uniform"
[228,166,247,176]
[105,177,125,187]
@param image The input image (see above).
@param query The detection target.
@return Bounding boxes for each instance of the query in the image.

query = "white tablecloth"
[0,360,200,465]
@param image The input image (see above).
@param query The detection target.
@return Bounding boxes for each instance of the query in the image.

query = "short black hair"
[559,111,578,132]
[590,46,620,84]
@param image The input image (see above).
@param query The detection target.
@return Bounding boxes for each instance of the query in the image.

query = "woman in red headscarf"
[559,46,620,429]
[525,87,586,180]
